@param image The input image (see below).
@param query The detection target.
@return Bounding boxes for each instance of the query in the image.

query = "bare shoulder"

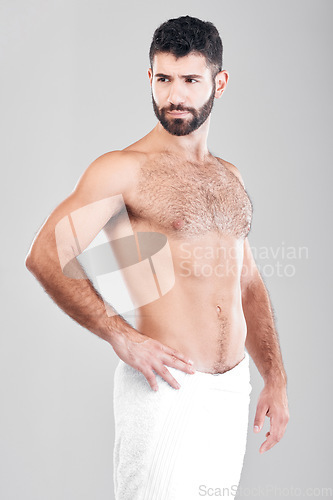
[25,150,147,261]
[72,149,146,202]
[215,156,245,188]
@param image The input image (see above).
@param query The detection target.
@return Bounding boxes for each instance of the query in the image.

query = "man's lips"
[167,111,190,117]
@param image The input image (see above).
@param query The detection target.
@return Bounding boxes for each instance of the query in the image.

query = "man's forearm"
[242,276,287,386]
[25,248,145,347]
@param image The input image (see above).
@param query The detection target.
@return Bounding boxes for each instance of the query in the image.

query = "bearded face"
[151,81,216,136]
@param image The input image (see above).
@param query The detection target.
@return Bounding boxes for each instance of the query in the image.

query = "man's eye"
[186,79,197,83]
[157,78,168,82]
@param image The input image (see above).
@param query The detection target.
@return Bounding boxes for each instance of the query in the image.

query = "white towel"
[113,351,252,500]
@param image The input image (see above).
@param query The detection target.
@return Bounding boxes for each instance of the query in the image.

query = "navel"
[216,304,222,314]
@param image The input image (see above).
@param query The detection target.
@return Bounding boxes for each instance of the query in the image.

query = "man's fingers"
[136,340,199,391]
[161,346,196,374]
[260,434,278,453]
[260,429,282,453]
[165,353,196,374]
[141,367,159,392]
[153,363,181,390]
[259,416,286,453]
[253,401,268,432]
[141,363,182,392]
[162,345,194,366]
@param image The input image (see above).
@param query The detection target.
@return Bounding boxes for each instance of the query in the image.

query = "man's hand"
[253,382,290,453]
[110,331,196,391]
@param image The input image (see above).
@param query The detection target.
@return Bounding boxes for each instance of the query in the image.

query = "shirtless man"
[25,15,289,499]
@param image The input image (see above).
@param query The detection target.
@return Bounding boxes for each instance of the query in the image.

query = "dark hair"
[149,15,223,78]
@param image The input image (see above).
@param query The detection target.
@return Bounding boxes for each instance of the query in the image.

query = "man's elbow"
[25,250,35,270]
[25,243,46,274]
[25,249,41,275]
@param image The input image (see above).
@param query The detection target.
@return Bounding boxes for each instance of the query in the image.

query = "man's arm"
[241,237,290,453]
[25,150,195,391]
[241,238,287,386]
[221,159,290,453]
[219,158,287,384]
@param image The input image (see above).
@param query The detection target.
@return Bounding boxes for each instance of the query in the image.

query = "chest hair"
[132,153,253,240]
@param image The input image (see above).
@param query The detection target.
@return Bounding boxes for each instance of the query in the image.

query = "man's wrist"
[263,368,287,388]
[100,316,147,347]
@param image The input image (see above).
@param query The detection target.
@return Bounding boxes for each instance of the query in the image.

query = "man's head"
[148,15,228,136]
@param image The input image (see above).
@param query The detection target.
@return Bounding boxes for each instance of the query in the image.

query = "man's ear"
[148,68,153,87]
[214,70,229,98]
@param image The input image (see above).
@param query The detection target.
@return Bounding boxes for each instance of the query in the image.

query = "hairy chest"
[130,157,253,240]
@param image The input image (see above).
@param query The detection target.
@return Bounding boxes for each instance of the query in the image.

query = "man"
[25,15,289,500]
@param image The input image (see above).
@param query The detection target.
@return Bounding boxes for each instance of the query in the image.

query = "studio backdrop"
[1,0,332,499]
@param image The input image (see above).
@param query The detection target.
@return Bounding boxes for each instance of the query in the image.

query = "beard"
[151,83,216,136]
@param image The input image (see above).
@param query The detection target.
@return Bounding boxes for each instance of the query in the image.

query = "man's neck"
[148,120,211,162]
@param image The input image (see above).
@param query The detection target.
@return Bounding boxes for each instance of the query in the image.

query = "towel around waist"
[114,351,251,396]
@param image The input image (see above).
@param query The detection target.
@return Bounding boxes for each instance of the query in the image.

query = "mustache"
[163,106,195,113]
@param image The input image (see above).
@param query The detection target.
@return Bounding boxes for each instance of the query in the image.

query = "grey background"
[1,0,332,498]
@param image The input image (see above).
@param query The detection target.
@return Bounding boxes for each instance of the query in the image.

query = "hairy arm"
[25,150,194,390]
[222,158,290,453]
[241,238,287,385]
[25,151,136,343]
[219,158,287,384]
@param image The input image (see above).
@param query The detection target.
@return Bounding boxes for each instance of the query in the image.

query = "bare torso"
[104,146,253,374]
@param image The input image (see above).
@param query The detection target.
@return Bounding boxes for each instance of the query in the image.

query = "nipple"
[172,218,185,230]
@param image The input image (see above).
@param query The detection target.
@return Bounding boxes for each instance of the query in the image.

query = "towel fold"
[113,351,252,500]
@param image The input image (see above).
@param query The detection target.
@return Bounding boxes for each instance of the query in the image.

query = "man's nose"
[167,81,186,106]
